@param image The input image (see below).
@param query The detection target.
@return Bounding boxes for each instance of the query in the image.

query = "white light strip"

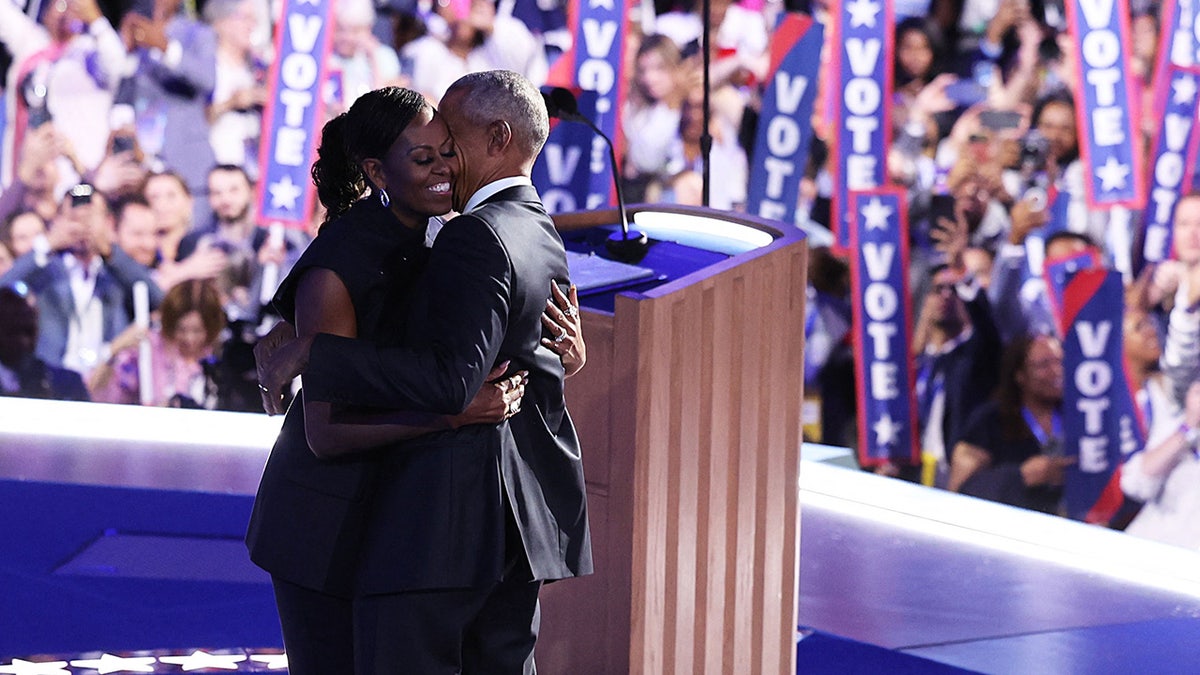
[0,398,281,451]
[800,459,1200,598]
[632,211,775,251]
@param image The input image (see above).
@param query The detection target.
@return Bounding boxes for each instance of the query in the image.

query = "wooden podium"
[538,206,808,674]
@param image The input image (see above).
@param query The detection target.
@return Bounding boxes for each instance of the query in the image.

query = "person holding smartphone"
[0,0,126,187]
[0,185,164,378]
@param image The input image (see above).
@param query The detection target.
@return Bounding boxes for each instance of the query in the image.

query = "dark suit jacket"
[304,185,592,594]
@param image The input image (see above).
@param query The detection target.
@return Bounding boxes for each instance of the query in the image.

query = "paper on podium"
[565,250,656,293]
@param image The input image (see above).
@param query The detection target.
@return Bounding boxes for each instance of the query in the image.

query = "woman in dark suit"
[244,87,582,673]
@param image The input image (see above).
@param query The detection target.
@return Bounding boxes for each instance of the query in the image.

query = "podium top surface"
[557,205,802,312]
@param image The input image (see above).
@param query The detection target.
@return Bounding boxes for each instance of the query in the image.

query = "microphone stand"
[547,88,649,263]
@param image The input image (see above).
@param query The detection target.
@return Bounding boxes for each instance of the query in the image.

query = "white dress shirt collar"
[461,176,533,215]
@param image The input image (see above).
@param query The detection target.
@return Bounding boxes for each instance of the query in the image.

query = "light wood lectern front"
[537,206,808,674]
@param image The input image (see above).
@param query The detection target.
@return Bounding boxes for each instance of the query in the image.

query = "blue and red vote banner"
[532,88,599,214]
[746,13,824,224]
[1056,268,1145,523]
[255,0,335,228]
[1042,248,1101,322]
[831,0,893,248]
[1140,64,1200,263]
[1150,0,1200,192]
[1064,0,1146,210]
[849,187,918,468]
[546,0,632,209]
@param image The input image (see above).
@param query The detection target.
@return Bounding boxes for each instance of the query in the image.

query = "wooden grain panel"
[542,207,806,675]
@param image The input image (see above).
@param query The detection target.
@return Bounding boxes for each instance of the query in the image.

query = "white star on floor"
[1173,73,1197,106]
[0,660,70,675]
[1096,156,1131,192]
[157,651,246,671]
[249,653,289,670]
[860,197,893,230]
[845,0,880,27]
[68,654,156,674]
[268,175,303,211]
[873,413,902,447]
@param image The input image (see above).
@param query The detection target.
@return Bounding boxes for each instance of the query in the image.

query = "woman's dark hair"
[893,17,943,87]
[995,333,1043,442]
[311,87,428,222]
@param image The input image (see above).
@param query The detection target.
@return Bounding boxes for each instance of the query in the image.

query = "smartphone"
[930,194,956,225]
[112,134,136,155]
[979,109,1023,131]
[70,184,95,207]
[944,80,988,108]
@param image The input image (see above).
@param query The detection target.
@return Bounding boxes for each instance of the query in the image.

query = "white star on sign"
[1096,156,1131,192]
[69,655,156,674]
[845,0,881,27]
[0,660,70,675]
[1173,73,1198,106]
[873,413,902,447]
[269,175,303,212]
[860,197,893,230]
[157,651,246,671]
[249,653,289,670]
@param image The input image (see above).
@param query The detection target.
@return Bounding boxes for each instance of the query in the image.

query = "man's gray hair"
[446,70,549,158]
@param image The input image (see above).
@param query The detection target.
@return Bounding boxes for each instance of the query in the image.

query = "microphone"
[543,87,648,263]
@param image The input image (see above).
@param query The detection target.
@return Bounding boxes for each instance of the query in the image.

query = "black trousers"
[271,577,355,675]
[355,506,541,675]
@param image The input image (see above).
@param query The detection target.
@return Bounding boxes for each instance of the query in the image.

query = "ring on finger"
[258,383,270,394]
[554,331,567,344]
[563,305,577,319]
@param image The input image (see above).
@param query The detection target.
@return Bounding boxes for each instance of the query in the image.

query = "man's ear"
[488,120,512,155]
[360,158,385,191]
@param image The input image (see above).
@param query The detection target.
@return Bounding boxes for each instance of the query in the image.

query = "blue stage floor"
[3,399,1200,673]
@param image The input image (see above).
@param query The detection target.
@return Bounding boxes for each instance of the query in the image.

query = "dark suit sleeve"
[303,215,511,415]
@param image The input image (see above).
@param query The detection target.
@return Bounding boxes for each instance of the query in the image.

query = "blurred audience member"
[0,285,90,400]
[911,249,1000,487]
[662,84,747,210]
[177,164,304,320]
[204,0,266,176]
[327,0,404,112]
[91,279,224,407]
[622,34,686,202]
[893,17,942,105]
[403,0,548,102]
[0,186,163,376]
[118,0,217,214]
[1122,380,1200,549]
[0,0,125,187]
[0,124,78,225]
[2,211,48,258]
[1151,195,1200,408]
[142,170,194,261]
[949,333,1071,514]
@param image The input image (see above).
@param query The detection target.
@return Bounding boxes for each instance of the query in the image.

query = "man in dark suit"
[255,70,591,673]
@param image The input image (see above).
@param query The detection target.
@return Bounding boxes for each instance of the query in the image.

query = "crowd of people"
[2,0,1200,548]
[798,0,1200,547]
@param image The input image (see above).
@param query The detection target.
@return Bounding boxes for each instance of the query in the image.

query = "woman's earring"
[379,188,390,208]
